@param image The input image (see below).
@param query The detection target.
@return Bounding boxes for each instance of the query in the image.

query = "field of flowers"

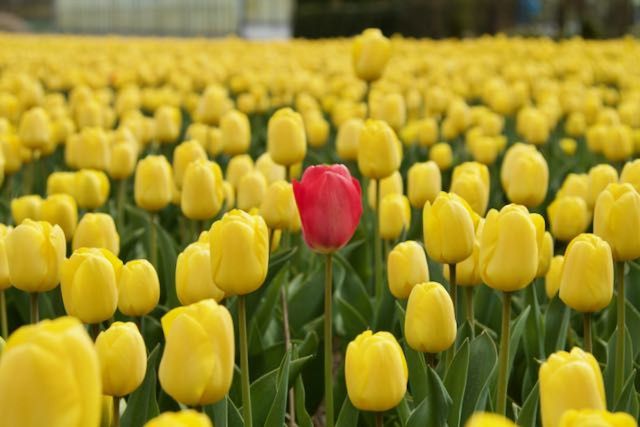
[0,29,639,427]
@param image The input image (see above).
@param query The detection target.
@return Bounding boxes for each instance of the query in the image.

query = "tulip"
[451,162,490,215]
[134,155,173,212]
[352,28,391,82]
[545,255,564,299]
[379,194,410,241]
[267,108,306,166]
[603,124,633,162]
[255,152,286,184]
[367,170,403,209]
[588,164,618,209]
[95,322,146,396]
[405,282,456,353]
[345,330,407,411]
[11,194,42,225]
[208,127,223,157]
[429,142,453,170]
[501,143,549,207]
[537,231,553,278]
[118,259,160,317]
[594,183,640,261]
[387,241,429,299]
[73,127,110,171]
[2,133,23,175]
[358,119,402,179]
[195,85,232,125]
[469,136,500,165]
[557,173,589,202]
[548,196,590,242]
[173,140,207,189]
[237,171,267,211]
[222,181,235,210]
[416,117,438,147]
[144,410,213,427]
[75,169,110,210]
[73,213,120,255]
[559,409,637,427]
[559,138,577,156]
[0,317,101,427]
[226,154,254,190]
[186,122,209,148]
[371,92,406,131]
[221,109,251,155]
[407,161,441,208]
[159,300,234,406]
[18,107,51,151]
[154,105,180,144]
[304,110,330,148]
[181,159,225,220]
[177,242,224,305]
[540,347,606,427]
[259,180,300,231]
[61,247,122,324]
[40,194,78,241]
[465,413,517,427]
[565,112,586,137]
[336,118,364,161]
[109,141,137,179]
[47,171,76,196]
[0,225,10,338]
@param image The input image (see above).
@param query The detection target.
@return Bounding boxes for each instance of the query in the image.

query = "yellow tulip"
[405,282,457,353]
[620,159,640,194]
[469,136,500,165]
[416,118,438,147]
[159,299,234,406]
[540,347,606,427]
[222,181,235,211]
[444,219,484,287]
[109,141,137,179]
[368,171,403,209]
[465,413,517,427]
[18,106,51,151]
[95,322,146,396]
[304,110,329,148]
[225,154,254,190]
[177,242,224,305]
[371,92,406,131]
[352,28,391,82]
[209,209,268,296]
[588,164,618,209]
[501,143,548,207]
[559,409,637,427]
[358,119,402,179]
[6,219,66,293]
[259,180,300,231]
[208,127,223,157]
[559,138,577,156]
[72,127,111,171]
[537,231,553,278]
[185,123,209,149]
[387,241,430,299]
[173,140,207,189]
[74,169,110,210]
[47,171,76,196]
[237,171,268,211]
[118,259,160,317]
[154,105,180,144]
[61,247,122,324]
[451,162,490,215]
[144,410,213,427]
[603,124,633,163]
[40,194,78,241]
[557,173,589,202]
[100,395,113,427]
[345,330,407,411]
[267,108,306,166]
[134,155,173,212]
[548,196,590,242]
[594,183,640,261]
[11,194,42,225]
[545,255,564,299]
[0,225,11,290]
[336,118,364,161]
[195,85,232,125]
[429,142,453,171]
[379,194,411,240]
[220,109,251,155]
[0,317,100,427]
[181,159,225,220]
[565,112,586,137]
[255,152,286,184]
[73,213,120,255]
[2,133,23,175]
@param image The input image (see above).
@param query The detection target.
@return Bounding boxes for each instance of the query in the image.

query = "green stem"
[149,212,158,270]
[375,413,383,427]
[0,290,7,338]
[23,158,35,195]
[324,253,334,427]
[238,296,253,427]
[30,292,39,324]
[112,395,120,427]
[465,286,474,339]
[116,179,126,232]
[449,264,457,317]
[374,179,382,306]
[614,261,625,401]
[583,312,592,353]
[496,292,512,416]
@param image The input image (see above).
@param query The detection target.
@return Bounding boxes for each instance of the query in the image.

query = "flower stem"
[149,212,158,270]
[614,261,625,401]
[0,290,7,339]
[324,253,334,427]
[116,179,127,232]
[30,292,39,324]
[465,286,474,339]
[449,264,457,316]
[496,292,512,416]
[374,179,382,307]
[238,295,253,427]
[375,413,383,427]
[112,395,120,427]
[583,312,592,353]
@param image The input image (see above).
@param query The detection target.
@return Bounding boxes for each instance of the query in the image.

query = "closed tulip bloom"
[444,219,484,287]
[154,106,180,144]
[40,194,78,241]
[237,171,267,211]
[379,194,410,240]
[501,143,549,207]
[6,220,66,293]
[540,347,606,427]
[2,133,23,175]
[47,171,76,196]
[222,181,235,210]
[173,140,207,189]
[465,413,518,427]
[95,322,146,396]
[557,173,589,202]
[469,135,500,165]
[371,92,406,131]
[159,299,234,406]
[336,118,364,161]
[195,85,232,125]
[588,164,618,208]
[181,159,224,220]
[255,152,285,184]
[304,111,329,148]
[407,161,441,208]
[177,242,224,305]
[11,195,42,225]
[186,123,209,148]
[0,225,12,290]
[559,138,577,156]
[109,141,137,179]
[220,110,251,155]
[416,117,438,147]
[209,210,268,295]
[226,154,254,190]
[451,162,490,215]
[387,241,429,299]
[118,259,160,317]
[429,142,453,170]
[145,410,213,427]
[18,106,51,150]
[565,112,586,137]
[267,108,306,166]
[260,180,299,231]
[405,282,456,353]
[594,183,640,261]
[480,204,539,292]
[208,127,223,157]
[293,164,363,253]
[620,159,640,193]
[368,170,403,209]
[0,317,100,427]
[75,127,110,171]
[559,233,613,313]
[358,119,402,179]
[559,409,637,427]
[537,231,553,277]
[545,255,564,299]
[603,125,633,162]
[352,28,391,82]
[548,194,590,241]
[345,330,407,411]
[423,192,476,264]
[61,247,122,324]
[75,169,110,209]
[73,213,120,255]
[135,155,173,212]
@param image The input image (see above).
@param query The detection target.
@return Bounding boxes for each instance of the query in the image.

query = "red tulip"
[293,164,363,253]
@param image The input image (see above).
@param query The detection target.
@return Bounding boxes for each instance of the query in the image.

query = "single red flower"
[293,164,363,253]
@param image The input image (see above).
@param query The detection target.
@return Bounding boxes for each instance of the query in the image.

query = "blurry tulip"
[40,194,78,241]
[96,322,146,396]
[73,213,120,255]
[177,242,224,305]
[2,134,23,175]
[594,183,640,261]
[368,171,403,209]
[387,241,429,299]
[73,127,110,171]
[407,161,441,208]
[537,231,553,278]
[181,159,225,220]
[352,28,391,82]
[47,171,75,196]
[429,142,453,171]
[267,108,306,166]
[559,409,637,427]
[109,141,137,179]
[195,85,232,125]
[371,92,406,131]
[75,169,110,210]
[304,111,329,148]
[379,194,410,240]
[255,152,285,184]
[588,164,618,209]
[208,127,223,157]
[260,181,300,231]
[0,225,11,290]
[469,136,500,165]
[11,194,42,225]
[548,196,590,242]
[222,181,235,210]
[173,140,207,189]
[565,112,586,137]
[559,138,577,156]
[444,219,484,287]
[237,171,267,211]
[405,282,456,353]
[545,255,564,299]
[221,110,251,155]
[358,119,402,179]
[134,155,173,212]
[620,159,640,193]
[145,410,213,427]
[154,106,180,144]
[465,413,517,427]
[336,118,364,161]
[451,162,490,215]
[416,118,438,147]
[18,107,50,151]
[226,154,254,190]
[185,123,209,149]
[118,259,160,317]
[603,125,633,163]
[501,143,548,207]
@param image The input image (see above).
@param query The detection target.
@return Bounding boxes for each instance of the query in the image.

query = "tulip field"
[1,29,640,427]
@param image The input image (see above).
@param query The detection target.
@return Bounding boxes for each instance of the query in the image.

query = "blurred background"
[0,0,638,38]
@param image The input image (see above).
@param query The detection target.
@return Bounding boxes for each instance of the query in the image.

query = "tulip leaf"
[264,350,292,427]
[624,300,640,358]
[614,369,637,414]
[294,371,314,427]
[205,398,227,427]
[288,267,324,336]
[604,326,633,408]
[226,396,244,427]
[544,297,570,355]
[407,366,452,427]
[523,283,545,361]
[265,247,298,283]
[121,344,161,427]
[335,397,359,427]
[444,339,470,427]
[508,306,530,378]
[460,332,498,425]
[155,221,179,308]
[517,382,539,427]
[248,270,287,352]
[120,226,146,259]
[335,296,369,339]
[333,252,373,322]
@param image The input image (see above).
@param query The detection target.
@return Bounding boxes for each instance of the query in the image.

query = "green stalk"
[23,158,35,195]
[449,264,457,317]
[374,179,383,306]
[375,413,383,427]
[112,395,120,427]
[465,286,474,339]
[496,292,512,416]
[614,261,625,400]
[30,292,39,324]
[238,295,253,427]
[149,212,158,270]
[116,179,127,232]
[0,290,7,338]
[324,253,334,427]
[583,312,592,353]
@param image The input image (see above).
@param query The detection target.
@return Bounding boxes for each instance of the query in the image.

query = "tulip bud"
[451,162,490,215]
[267,108,306,166]
[18,107,51,151]
[603,125,633,163]
[144,410,213,427]
[336,118,364,161]
[185,123,209,149]
[73,213,120,255]
[75,169,110,210]
[559,409,636,427]
[236,171,267,211]
[6,219,66,293]
[304,110,329,148]
[540,347,606,427]
[345,330,407,411]
[547,196,590,243]
[423,192,476,264]
[358,119,402,179]
[259,181,300,231]
[209,210,268,295]
[565,112,586,137]
[61,247,122,324]
[40,194,78,241]
[73,127,111,171]
[537,231,553,278]
[195,85,232,125]
[559,138,577,156]
[416,118,438,147]
[545,255,564,299]
[221,110,251,155]
[173,140,207,190]
[226,154,254,190]
[255,152,286,184]
[159,300,234,406]
[96,322,146,396]
[594,183,640,261]
[387,241,429,299]
[407,161,441,208]
[181,159,225,220]
[0,317,100,426]
[109,141,137,179]
[222,181,235,210]
[47,171,76,196]
[352,28,391,82]
[177,242,224,305]
[118,259,159,317]
[2,133,23,175]
[501,143,549,207]
[620,159,640,194]
[371,92,406,131]
[135,155,173,212]
[588,164,618,209]
[11,195,42,225]
[379,194,410,240]
[429,142,453,171]
[368,171,403,209]
[465,413,517,427]
[154,106,180,144]
[444,219,484,287]
[405,282,456,353]
[480,204,539,291]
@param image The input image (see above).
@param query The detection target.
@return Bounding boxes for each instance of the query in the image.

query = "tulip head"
[358,119,402,179]
[405,282,457,353]
[109,141,138,179]
[444,219,484,287]
[379,194,411,240]
[451,162,490,215]
[267,108,306,166]
[225,154,254,190]
[255,152,285,185]
[465,413,518,427]
[220,110,251,155]
[545,255,564,299]
[73,213,120,255]
[407,161,441,208]
[96,322,146,396]
[0,225,12,290]
[336,118,364,161]
[154,106,180,143]
[429,142,453,171]
[144,410,213,427]
[173,140,207,189]
[40,194,78,241]
[237,171,267,211]
[387,241,430,299]
[47,171,76,197]
[134,155,173,212]
[501,143,549,208]
[559,409,637,427]
[259,180,300,231]
[118,259,160,317]
[18,106,51,150]
[177,242,224,306]
[74,169,110,210]
[588,164,618,209]
[594,183,640,261]
[352,28,391,82]
[548,196,590,242]
[181,159,224,220]
[11,194,42,225]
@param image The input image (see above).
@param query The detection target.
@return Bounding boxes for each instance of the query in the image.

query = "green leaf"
[407,367,452,427]
[335,397,359,427]
[227,396,244,427]
[205,398,227,427]
[517,383,539,427]
[155,222,179,308]
[604,326,634,408]
[248,270,287,352]
[544,297,570,355]
[460,332,498,425]
[264,351,292,426]
[294,373,314,427]
[508,306,531,378]
[121,345,161,427]
[444,339,470,427]
[524,283,545,361]
[614,369,637,413]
